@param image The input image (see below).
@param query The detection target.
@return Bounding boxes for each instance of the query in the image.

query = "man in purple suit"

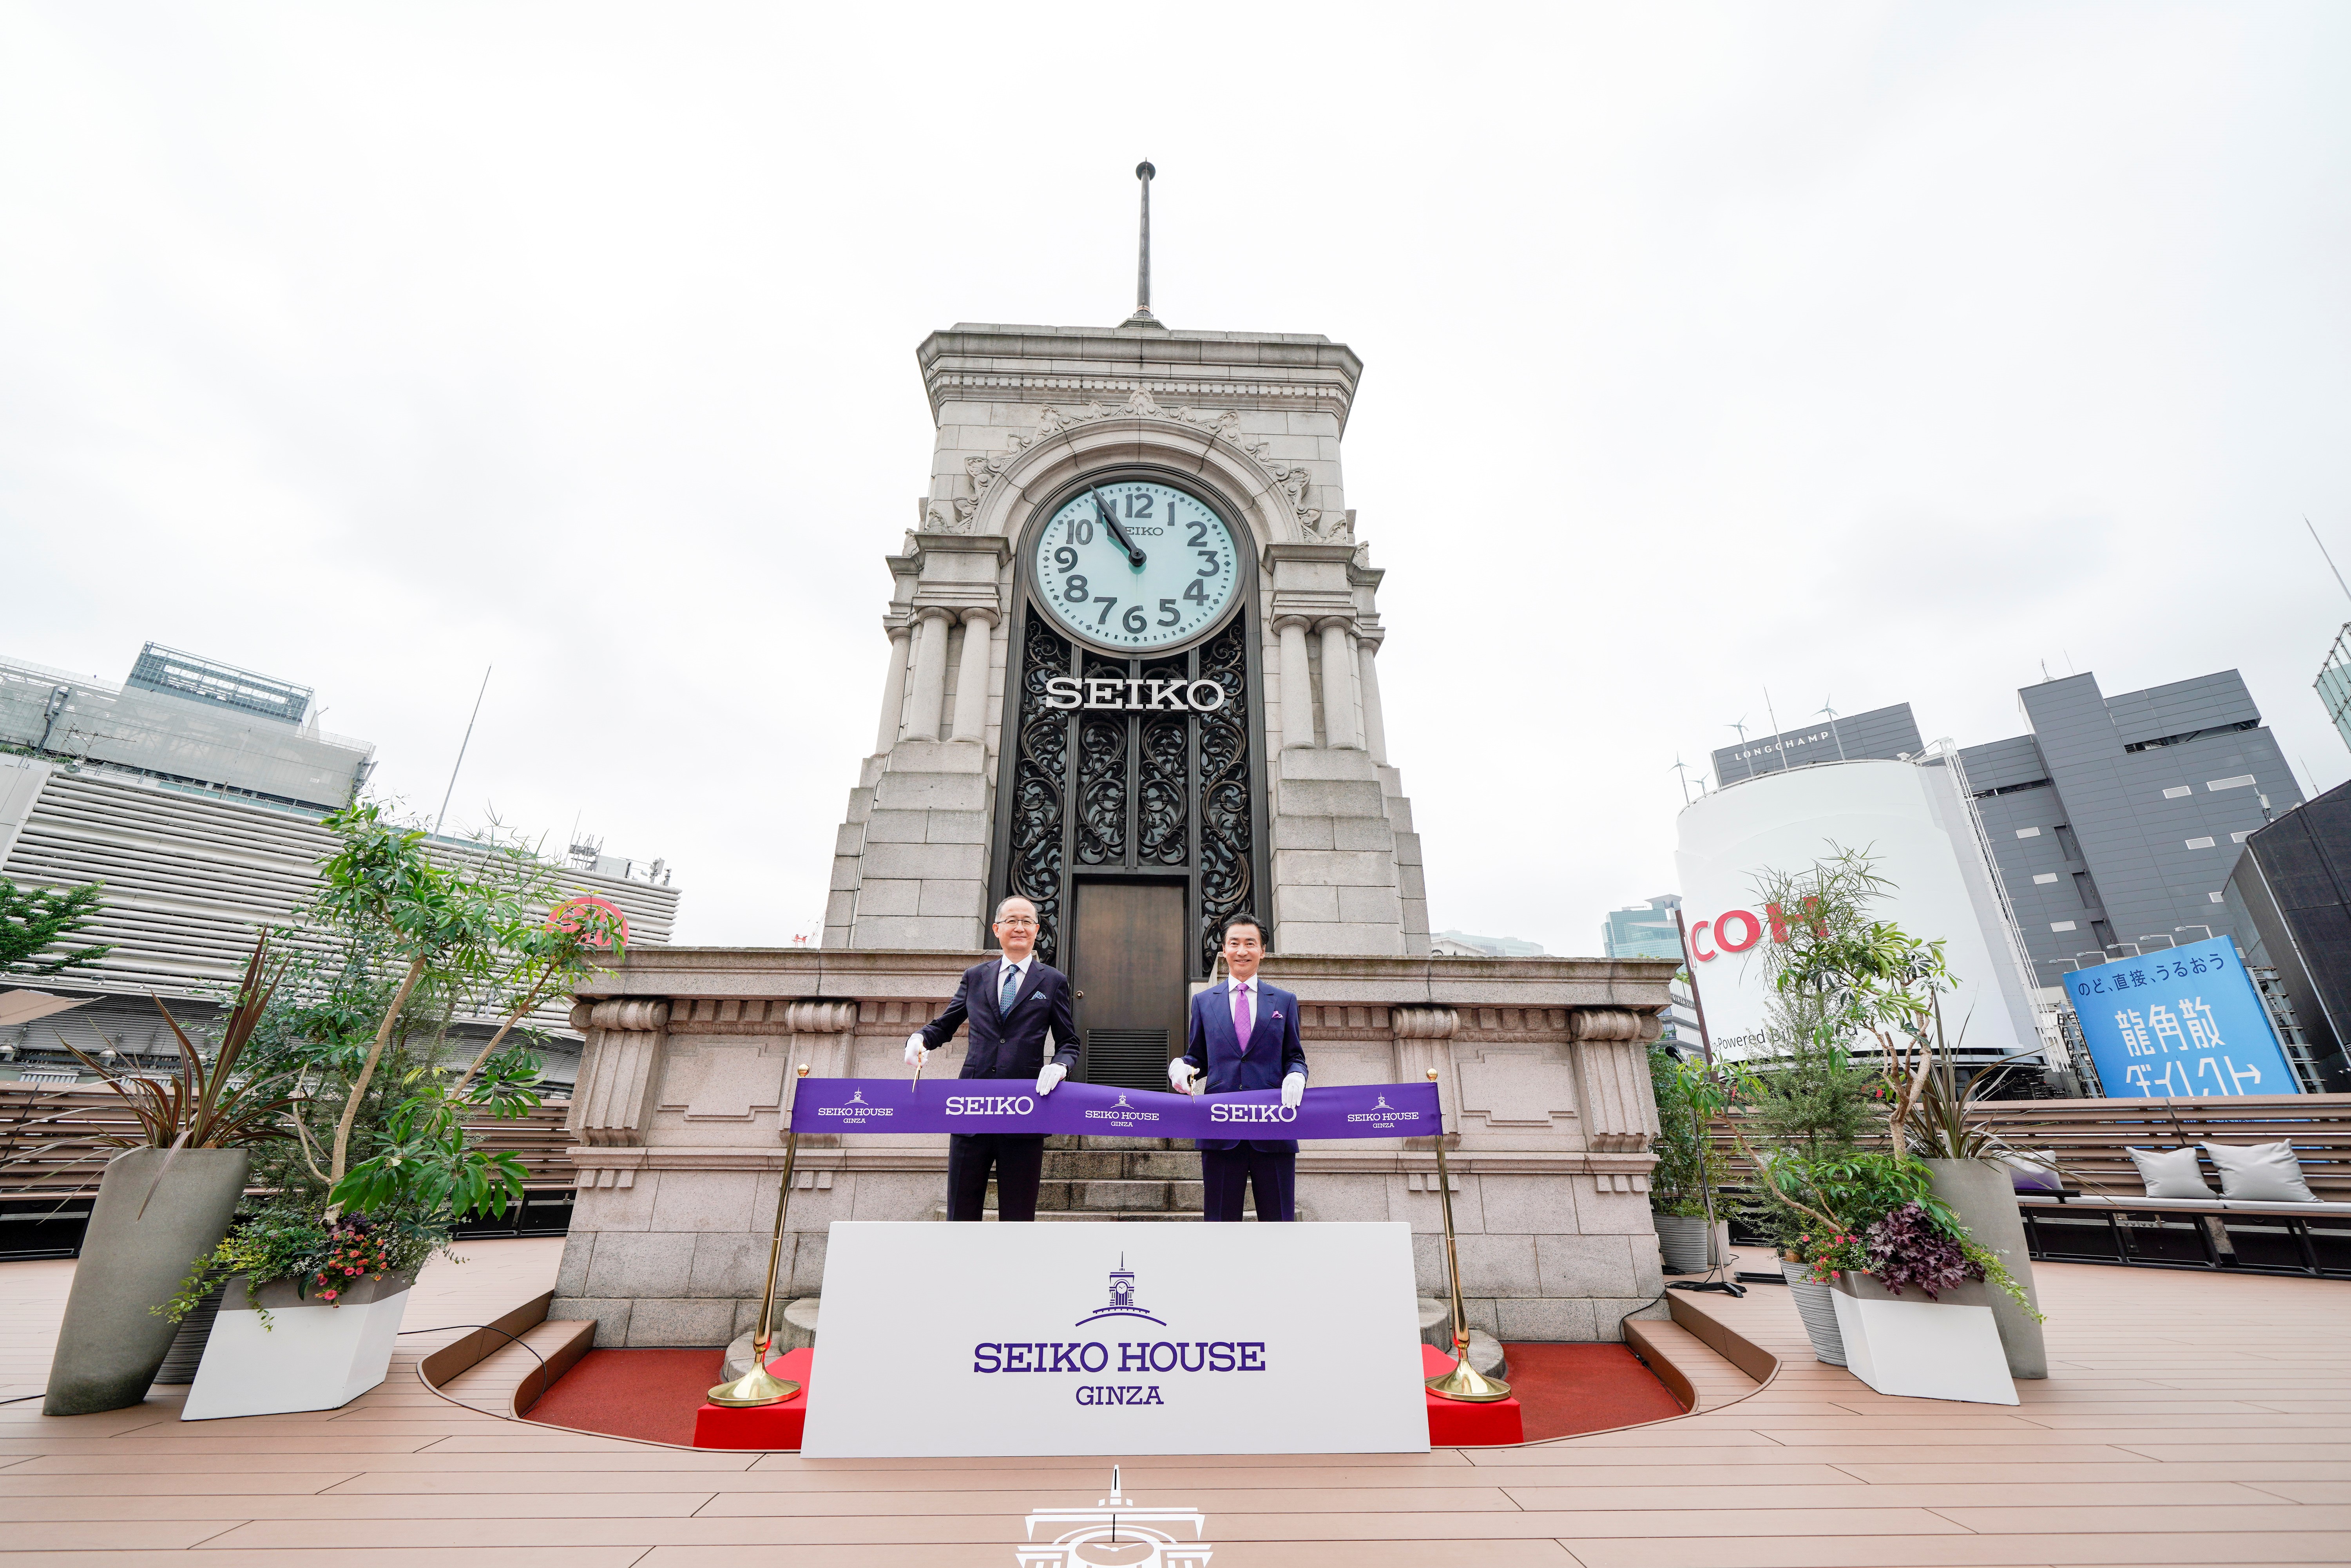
[903,895,1079,1221]
[1171,913,1308,1222]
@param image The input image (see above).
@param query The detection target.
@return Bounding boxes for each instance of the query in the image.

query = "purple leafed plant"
[1864,1201,1982,1300]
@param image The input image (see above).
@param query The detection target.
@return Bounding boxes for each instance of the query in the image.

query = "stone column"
[1357,631,1389,766]
[873,624,912,754]
[1273,615,1316,751]
[903,607,954,743]
[1317,617,1360,750]
[947,608,997,744]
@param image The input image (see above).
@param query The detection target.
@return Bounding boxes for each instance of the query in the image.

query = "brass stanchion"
[706,1063,810,1408]
[1422,1066,1511,1403]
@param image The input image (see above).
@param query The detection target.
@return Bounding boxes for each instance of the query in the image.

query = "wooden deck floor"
[4,1238,2346,1565]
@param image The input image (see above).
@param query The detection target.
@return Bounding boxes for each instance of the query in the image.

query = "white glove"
[1168,1057,1200,1095]
[1036,1062,1067,1096]
[904,1033,927,1069]
[1281,1071,1306,1109]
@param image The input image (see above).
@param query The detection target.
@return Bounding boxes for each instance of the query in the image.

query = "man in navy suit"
[903,895,1079,1222]
[1171,913,1308,1222]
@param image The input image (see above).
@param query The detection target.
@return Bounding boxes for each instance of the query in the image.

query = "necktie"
[1000,963,1020,1016]
[1231,981,1253,1053]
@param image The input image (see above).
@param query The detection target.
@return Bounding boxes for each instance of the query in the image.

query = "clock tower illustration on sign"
[1076,1255,1165,1327]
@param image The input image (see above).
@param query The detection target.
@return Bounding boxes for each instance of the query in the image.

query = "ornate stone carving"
[925,500,974,534]
[1391,1005,1460,1039]
[1176,406,1272,460]
[781,999,860,1034]
[1122,387,1165,417]
[1266,463,1324,536]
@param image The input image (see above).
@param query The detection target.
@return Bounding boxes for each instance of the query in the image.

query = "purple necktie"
[1231,981,1253,1054]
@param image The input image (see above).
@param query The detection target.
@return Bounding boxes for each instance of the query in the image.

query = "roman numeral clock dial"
[1032,480,1241,652]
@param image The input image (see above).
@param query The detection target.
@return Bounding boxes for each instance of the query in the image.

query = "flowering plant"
[159,1206,446,1330]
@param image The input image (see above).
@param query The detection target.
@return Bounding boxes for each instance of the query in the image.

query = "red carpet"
[527,1342,1683,1449]
[1502,1342,1686,1439]
[526,1348,723,1447]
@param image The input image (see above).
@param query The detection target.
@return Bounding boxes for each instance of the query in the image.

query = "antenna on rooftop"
[433,665,491,839]
[1817,698,1847,762]
[1123,161,1159,328]
[1762,687,1786,771]
[2308,516,2351,609]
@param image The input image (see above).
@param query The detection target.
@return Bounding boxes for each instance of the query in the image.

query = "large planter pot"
[1923,1156,2047,1380]
[43,1146,250,1416]
[1829,1273,2018,1405]
[1652,1213,1709,1273]
[181,1268,417,1421]
[1780,1258,1847,1366]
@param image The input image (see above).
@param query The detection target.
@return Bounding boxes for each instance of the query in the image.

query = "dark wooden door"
[1070,880,1188,1091]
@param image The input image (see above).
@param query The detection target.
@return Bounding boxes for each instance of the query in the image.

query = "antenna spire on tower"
[1123,160,1161,328]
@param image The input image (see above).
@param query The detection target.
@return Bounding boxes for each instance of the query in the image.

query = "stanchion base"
[693,1349,813,1449]
[1421,1345,1522,1445]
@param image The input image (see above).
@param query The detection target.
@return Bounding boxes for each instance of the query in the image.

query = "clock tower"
[824,290,1433,1086]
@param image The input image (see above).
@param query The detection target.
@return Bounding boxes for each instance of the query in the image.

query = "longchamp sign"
[801,1222,1429,1457]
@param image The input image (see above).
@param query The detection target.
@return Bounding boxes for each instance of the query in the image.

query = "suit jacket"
[1181,977,1309,1153]
[918,957,1080,1086]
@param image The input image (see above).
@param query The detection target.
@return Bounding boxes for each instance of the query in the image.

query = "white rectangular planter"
[181,1271,415,1421]
[1829,1274,2018,1405]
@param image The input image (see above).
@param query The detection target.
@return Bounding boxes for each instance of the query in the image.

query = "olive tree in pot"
[164,803,621,1420]
[38,941,297,1415]
[1646,1042,1728,1274]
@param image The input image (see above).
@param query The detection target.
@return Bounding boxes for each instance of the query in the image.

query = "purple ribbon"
[789,1076,1441,1140]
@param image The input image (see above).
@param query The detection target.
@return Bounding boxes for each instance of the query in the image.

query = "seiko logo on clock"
[1032,478,1241,652]
[1043,677,1228,713]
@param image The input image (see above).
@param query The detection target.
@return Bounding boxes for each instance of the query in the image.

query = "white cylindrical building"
[1674,758,2042,1064]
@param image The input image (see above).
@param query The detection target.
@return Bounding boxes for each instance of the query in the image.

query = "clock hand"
[1090,490,1147,568]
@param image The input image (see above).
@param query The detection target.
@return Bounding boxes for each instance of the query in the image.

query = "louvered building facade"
[1,647,679,1090]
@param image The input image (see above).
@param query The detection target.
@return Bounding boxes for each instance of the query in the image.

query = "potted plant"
[1731,847,2044,1392]
[35,940,297,1415]
[163,802,622,1420]
[1774,1149,2034,1404]
[1647,1042,1726,1273]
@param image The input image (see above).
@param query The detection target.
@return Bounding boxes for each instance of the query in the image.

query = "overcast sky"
[4,2,2346,954]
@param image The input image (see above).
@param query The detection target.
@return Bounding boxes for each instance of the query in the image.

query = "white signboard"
[801,1220,1429,1458]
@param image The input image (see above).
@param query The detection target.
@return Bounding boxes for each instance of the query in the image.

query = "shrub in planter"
[36,941,296,1416]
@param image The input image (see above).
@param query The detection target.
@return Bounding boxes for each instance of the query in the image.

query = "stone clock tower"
[824,315,1433,1080]
[551,197,1673,1348]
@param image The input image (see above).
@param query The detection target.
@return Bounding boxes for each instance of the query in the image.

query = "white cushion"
[2128,1145,2216,1199]
[2202,1141,2318,1203]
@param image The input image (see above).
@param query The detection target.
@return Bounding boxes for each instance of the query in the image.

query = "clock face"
[1031,479,1241,653]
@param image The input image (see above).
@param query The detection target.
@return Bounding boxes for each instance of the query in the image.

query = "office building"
[0,645,680,1090]
[1601,896,1684,961]
[2226,779,2351,1092]
[1962,670,2298,987]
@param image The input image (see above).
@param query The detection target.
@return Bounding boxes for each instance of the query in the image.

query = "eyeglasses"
[997,916,1040,928]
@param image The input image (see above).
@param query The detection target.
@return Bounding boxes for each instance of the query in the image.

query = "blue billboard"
[2065,936,2299,1099]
